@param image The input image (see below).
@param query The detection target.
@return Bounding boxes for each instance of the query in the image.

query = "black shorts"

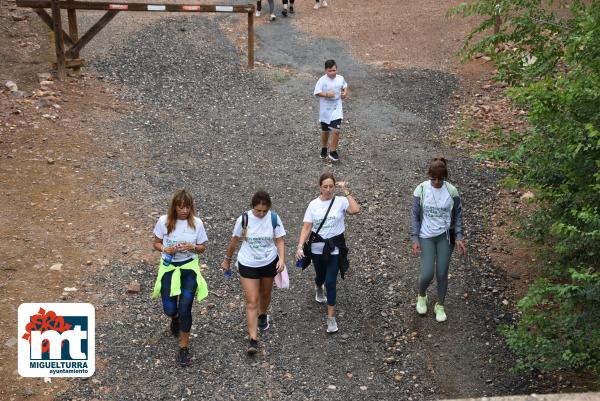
[320,119,342,132]
[238,257,278,279]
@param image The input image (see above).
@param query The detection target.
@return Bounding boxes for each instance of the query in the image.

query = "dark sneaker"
[170,316,180,337]
[289,5,294,13]
[320,147,328,159]
[258,314,270,331]
[247,339,258,355]
[177,347,191,366]
[328,150,340,162]
[282,8,288,17]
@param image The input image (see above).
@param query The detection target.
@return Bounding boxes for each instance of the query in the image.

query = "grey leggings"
[418,233,454,305]
[257,0,275,12]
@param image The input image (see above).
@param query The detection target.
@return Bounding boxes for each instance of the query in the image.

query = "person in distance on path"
[410,157,467,322]
[295,172,359,333]
[281,0,295,16]
[256,0,277,21]
[221,191,286,355]
[314,59,348,162]
[313,0,328,9]
[151,189,209,367]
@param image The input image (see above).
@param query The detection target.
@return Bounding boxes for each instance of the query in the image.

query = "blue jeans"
[312,254,340,306]
[161,267,197,332]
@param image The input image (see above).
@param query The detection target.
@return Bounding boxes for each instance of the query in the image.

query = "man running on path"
[314,59,348,162]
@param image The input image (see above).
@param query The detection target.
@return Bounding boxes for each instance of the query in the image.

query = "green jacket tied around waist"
[152,258,208,301]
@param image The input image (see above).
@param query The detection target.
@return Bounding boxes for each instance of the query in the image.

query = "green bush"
[450,0,600,380]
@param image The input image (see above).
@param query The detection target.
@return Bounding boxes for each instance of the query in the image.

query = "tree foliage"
[450,0,600,379]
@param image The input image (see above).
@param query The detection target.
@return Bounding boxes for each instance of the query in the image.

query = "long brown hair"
[166,189,197,234]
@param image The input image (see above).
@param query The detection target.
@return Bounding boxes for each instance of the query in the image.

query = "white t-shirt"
[233,210,286,268]
[153,215,208,263]
[303,196,349,255]
[416,181,453,238]
[314,74,348,124]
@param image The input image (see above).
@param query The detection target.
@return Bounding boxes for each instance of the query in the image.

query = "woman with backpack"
[221,191,286,354]
[294,172,360,334]
[410,157,467,322]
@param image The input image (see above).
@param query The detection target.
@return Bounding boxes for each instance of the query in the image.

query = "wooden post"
[494,1,501,34]
[67,0,80,73]
[50,0,66,80]
[247,10,254,69]
[66,10,118,58]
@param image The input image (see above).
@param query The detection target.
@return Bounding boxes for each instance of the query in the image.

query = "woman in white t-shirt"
[222,191,286,355]
[151,189,209,367]
[295,172,360,334]
[410,157,467,323]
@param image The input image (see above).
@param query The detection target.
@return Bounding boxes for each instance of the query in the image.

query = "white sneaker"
[255,10,261,17]
[315,285,326,303]
[322,0,328,7]
[434,303,447,322]
[269,13,276,21]
[416,295,428,315]
[313,3,319,9]
[326,316,338,333]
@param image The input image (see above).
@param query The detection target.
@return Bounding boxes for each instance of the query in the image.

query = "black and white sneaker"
[258,314,270,331]
[320,147,328,159]
[328,150,340,162]
[170,316,180,337]
[282,7,288,17]
[289,5,294,13]
[176,347,191,366]
[247,339,258,355]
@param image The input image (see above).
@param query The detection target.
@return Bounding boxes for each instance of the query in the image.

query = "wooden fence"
[16,0,256,79]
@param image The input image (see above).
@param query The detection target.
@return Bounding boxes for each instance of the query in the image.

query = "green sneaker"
[416,295,428,315]
[434,303,447,322]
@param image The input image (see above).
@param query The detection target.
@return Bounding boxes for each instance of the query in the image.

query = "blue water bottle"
[163,253,173,267]
[224,269,233,280]
[296,257,304,268]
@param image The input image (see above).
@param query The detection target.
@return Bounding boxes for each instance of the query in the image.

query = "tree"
[450,0,600,380]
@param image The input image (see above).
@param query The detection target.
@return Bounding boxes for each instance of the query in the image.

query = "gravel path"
[59,12,542,401]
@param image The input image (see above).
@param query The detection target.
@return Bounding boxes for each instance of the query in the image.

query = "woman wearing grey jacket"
[410,157,467,322]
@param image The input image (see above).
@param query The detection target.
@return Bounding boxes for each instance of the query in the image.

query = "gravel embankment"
[58,13,541,401]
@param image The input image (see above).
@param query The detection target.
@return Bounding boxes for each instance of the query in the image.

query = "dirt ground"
[0,0,549,399]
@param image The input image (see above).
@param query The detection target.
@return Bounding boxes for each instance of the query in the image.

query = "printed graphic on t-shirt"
[303,196,349,255]
[311,215,337,230]
[314,74,347,124]
[153,216,208,262]
[233,211,286,267]
[418,183,453,238]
